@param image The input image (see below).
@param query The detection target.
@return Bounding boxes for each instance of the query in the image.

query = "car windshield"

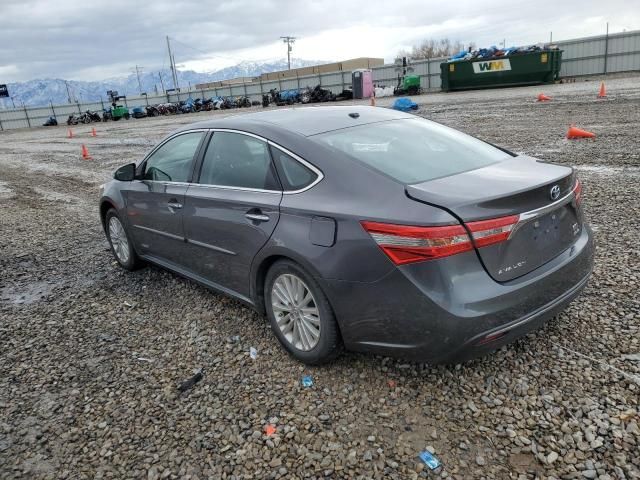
[312,118,513,184]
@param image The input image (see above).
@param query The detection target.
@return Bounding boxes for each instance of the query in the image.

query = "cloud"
[1,0,638,82]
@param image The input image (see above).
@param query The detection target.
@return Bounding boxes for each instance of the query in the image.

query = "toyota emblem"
[549,185,561,200]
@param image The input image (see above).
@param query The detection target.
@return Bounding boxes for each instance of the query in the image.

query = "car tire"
[105,208,142,271]
[265,260,342,365]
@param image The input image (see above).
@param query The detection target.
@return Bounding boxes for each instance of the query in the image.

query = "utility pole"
[280,36,296,70]
[133,65,144,94]
[166,36,179,90]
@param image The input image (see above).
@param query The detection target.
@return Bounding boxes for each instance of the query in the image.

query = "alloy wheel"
[271,274,321,351]
[108,216,130,264]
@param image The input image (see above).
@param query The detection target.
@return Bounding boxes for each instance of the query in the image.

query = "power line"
[280,36,296,70]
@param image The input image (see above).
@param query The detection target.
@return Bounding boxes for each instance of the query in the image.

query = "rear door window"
[198,132,280,190]
[312,118,512,184]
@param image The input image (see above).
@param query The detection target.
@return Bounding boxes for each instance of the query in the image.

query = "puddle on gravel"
[0,181,14,199]
[1,281,54,305]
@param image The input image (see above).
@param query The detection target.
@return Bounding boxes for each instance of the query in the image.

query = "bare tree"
[399,38,475,60]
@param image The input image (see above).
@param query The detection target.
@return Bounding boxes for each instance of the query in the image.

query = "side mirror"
[114,163,136,181]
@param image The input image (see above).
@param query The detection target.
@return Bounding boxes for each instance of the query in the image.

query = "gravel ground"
[1,74,639,480]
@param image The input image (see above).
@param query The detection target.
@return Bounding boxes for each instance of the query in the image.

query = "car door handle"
[167,201,183,210]
[245,213,270,222]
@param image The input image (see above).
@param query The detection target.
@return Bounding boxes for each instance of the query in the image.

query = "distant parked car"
[131,106,147,119]
[99,107,594,365]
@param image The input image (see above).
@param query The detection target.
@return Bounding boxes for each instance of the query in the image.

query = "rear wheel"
[265,260,342,364]
[105,209,142,271]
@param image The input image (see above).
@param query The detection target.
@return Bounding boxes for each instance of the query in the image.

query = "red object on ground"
[566,126,596,139]
[81,144,93,159]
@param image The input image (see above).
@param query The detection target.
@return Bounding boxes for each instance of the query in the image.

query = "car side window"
[270,146,318,191]
[198,132,280,190]
[143,132,204,182]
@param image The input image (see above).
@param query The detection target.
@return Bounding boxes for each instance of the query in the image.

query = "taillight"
[361,214,520,265]
[466,215,520,248]
[360,221,472,265]
[573,179,583,206]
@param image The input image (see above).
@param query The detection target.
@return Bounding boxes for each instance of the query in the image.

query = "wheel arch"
[250,250,326,316]
[99,199,117,231]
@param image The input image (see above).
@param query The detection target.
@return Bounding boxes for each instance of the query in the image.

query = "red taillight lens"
[362,214,521,266]
[466,215,520,248]
[573,179,583,206]
[361,221,472,265]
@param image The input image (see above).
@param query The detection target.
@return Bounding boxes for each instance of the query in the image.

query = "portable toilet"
[352,69,373,99]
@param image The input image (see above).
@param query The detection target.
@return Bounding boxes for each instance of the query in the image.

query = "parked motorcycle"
[146,105,160,117]
[236,96,251,108]
[43,116,58,126]
[66,114,80,125]
[86,110,102,122]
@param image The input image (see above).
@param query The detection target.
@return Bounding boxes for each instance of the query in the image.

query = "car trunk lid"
[405,156,581,281]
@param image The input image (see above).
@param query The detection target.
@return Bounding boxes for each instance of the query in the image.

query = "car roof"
[180,105,416,137]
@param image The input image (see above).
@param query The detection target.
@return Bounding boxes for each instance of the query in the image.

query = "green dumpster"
[440,50,562,92]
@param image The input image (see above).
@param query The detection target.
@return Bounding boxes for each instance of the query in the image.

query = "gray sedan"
[100,106,594,364]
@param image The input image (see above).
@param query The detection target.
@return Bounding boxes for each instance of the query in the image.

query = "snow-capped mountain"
[0,59,325,108]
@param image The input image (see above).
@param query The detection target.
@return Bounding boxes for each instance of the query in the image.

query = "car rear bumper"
[319,224,594,364]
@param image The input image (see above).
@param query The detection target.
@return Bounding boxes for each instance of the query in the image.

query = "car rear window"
[312,118,512,184]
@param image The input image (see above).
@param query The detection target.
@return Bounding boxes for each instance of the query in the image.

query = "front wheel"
[105,209,142,271]
[265,260,342,364]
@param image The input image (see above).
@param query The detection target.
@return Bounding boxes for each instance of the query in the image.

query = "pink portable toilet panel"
[362,70,373,98]
[352,69,374,99]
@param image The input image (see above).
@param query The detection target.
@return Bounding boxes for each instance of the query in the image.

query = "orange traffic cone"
[67,128,74,138]
[537,93,551,102]
[566,125,595,139]
[90,127,97,137]
[370,94,376,107]
[81,144,93,160]
[598,81,606,98]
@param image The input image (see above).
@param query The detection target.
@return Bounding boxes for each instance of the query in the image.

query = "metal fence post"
[603,23,609,74]
[77,102,82,114]
[50,101,57,121]
[427,58,431,90]
[0,115,3,131]
[23,104,31,128]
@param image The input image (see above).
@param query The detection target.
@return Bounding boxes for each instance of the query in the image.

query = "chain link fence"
[1,30,638,131]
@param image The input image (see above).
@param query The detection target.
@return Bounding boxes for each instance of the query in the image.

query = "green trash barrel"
[440,50,562,92]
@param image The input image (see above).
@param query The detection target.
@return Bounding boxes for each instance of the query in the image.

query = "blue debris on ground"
[392,97,419,112]
[418,450,442,470]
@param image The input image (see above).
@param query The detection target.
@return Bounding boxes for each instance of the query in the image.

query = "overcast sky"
[2,0,638,82]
